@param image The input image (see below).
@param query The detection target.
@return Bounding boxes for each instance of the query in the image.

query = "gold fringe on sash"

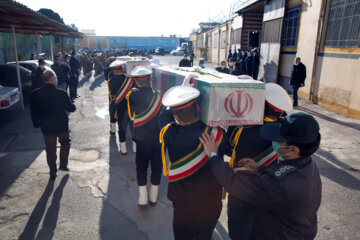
[159,124,172,176]
[229,127,243,168]
[125,90,136,121]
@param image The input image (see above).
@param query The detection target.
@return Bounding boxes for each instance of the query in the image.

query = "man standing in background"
[51,55,66,90]
[70,50,81,101]
[31,59,46,89]
[290,57,306,107]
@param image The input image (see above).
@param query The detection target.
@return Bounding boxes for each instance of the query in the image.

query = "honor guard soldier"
[107,60,134,154]
[225,83,293,239]
[126,66,163,209]
[105,56,116,133]
[159,81,230,240]
[200,112,322,240]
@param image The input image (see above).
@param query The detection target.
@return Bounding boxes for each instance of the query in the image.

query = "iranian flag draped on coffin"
[152,66,265,127]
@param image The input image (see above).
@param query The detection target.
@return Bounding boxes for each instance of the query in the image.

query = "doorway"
[248,30,260,48]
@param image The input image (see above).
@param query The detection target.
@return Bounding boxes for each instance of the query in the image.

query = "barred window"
[324,0,360,48]
[281,5,301,47]
[214,33,218,49]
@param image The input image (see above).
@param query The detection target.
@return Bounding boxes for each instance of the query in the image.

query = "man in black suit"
[290,57,306,107]
[31,59,46,89]
[179,54,191,67]
[215,60,230,74]
[30,70,76,180]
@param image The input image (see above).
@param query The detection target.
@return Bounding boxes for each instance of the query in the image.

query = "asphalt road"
[0,55,359,240]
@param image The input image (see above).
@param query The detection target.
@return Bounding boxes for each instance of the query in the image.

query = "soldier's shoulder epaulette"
[267,165,297,180]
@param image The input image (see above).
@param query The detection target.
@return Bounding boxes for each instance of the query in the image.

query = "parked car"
[170,47,185,56]
[155,47,165,56]
[7,60,52,72]
[0,85,21,119]
[0,64,32,104]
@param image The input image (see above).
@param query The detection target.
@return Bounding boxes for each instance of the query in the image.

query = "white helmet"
[265,83,293,112]
[131,66,152,77]
[162,86,200,108]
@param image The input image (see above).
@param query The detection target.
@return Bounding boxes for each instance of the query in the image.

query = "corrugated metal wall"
[241,12,263,48]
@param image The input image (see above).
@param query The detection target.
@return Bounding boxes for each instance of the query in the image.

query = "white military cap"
[162,86,200,109]
[109,60,124,69]
[131,66,152,77]
[265,83,293,112]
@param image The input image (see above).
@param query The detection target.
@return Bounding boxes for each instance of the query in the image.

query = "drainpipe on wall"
[309,0,326,102]
[218,29,221,65]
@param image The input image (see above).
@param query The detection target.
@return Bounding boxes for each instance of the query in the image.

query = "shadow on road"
[214,221,231,240]
[78,72,93,88]
[315,149,360,191]
[90,74,105,91]
[36,174,69,240]
[18,180,55,240]
[18,174,69,240]
[297,106,360,131]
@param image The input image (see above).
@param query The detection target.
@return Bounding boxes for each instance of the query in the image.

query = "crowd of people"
[28,49,318,240]
[213,48,261,79]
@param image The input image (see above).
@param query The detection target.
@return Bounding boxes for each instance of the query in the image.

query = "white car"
[7,60,52,72]
[0,85,21,119]
[170,47,185,56]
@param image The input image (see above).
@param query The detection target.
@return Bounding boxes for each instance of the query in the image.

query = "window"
[324,0,360,48]
[207,36,211,48]
[214,33,218,49]
[281,5,301,47]
[221,31,226,49]
[232,28,241,44]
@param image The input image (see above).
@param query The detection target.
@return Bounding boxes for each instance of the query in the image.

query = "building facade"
[192,0,360,119]
[79,35,189,52]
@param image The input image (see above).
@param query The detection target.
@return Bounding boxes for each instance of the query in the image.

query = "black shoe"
[59,166,70,171]
[50,174,57,181]
[293,104,298,107]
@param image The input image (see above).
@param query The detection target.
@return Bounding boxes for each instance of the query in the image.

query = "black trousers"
[69,75,79,99]
[115,106,133,142]
[228,195,256,240]
[292,84,299,106]
[43,131,70,176]
[172,198,222,240]
[109,100,116,123]
[135,139,162,186]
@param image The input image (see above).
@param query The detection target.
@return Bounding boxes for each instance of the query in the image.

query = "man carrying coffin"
[107,60,134,154]
[126,66,163,209]
[200,111,322,240]
[105,56,116,134]
[159,77,230,240]
[225,83,293,239]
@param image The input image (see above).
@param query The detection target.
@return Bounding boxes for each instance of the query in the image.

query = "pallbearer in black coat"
[104,57,117,134]
[107,60,134,154]
[225,83,293,240]
[126,66,163,209]
[159,78,230,240]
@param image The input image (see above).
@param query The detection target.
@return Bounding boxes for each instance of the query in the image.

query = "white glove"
[182,73,198,87]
